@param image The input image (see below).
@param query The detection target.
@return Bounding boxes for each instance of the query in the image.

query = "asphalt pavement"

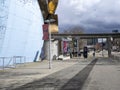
[0,57,120,90]
[13,59,97,90]
[0,57,92,90]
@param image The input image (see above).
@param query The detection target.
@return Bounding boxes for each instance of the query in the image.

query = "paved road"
[82,58,120,90]
[8,58,120,90]
[12,59,96,90]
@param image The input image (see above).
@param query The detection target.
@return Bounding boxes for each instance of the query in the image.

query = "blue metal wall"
[0,0,43,62]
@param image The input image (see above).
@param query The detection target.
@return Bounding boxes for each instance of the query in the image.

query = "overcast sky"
[56,0,120,33]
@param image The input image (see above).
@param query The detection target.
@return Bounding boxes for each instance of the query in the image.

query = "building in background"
[0,0,43,63]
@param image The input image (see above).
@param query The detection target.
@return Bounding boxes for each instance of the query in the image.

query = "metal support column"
[107,37,112,57]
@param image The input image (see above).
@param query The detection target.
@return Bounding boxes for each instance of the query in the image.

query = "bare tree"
[62,26,85,55]
[62,26,84,34]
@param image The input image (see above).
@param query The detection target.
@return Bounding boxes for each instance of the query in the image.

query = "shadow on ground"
[60,59,97,90]
[11,59,97,90]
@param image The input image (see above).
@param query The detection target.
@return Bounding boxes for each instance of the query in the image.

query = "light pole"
[45,19,55,69]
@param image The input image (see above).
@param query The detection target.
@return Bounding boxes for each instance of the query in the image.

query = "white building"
[0,0,43,64]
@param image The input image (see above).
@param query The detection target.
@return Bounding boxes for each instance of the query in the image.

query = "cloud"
[56,0,120,33]
[69,0,101,12]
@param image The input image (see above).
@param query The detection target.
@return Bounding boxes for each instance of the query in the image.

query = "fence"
[0,56,26,70]
[111,55,120,61]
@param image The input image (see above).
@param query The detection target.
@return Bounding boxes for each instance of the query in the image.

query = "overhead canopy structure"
[51,33,120,39]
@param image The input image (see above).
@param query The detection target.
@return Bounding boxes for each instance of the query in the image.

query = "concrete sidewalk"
[0,58,94,90]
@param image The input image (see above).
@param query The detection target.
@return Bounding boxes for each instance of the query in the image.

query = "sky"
[56,0,120,33]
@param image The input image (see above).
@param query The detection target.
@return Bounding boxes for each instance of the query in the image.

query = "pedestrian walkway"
[0,58,94,90]
[82,58,120,90]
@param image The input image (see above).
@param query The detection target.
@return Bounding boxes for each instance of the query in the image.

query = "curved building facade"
[0,0,43,63]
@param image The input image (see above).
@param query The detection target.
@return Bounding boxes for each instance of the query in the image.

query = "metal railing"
[111,54,120,61]
[13,56,26,68]
[0,56,26,70]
